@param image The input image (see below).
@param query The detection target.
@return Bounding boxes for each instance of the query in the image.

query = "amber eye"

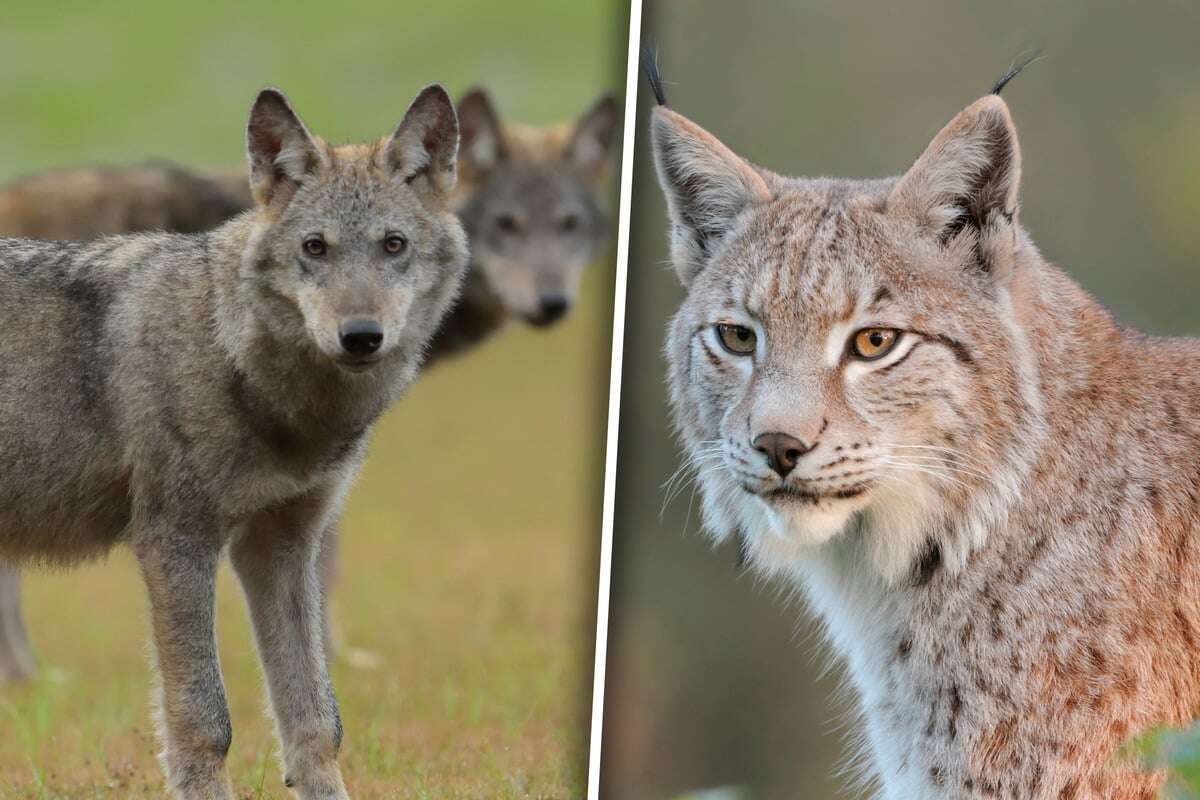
[715,323,757,356]
[303,236,326,257]
[384,234,408,255]
[851,328,900,361]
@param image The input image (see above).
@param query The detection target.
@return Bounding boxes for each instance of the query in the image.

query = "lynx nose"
[538,294,569,324]
[338,318,384,356]
[753,432,813,478]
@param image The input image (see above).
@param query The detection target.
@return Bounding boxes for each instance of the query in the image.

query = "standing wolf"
[0,87,617,683]
[0,85,467,798]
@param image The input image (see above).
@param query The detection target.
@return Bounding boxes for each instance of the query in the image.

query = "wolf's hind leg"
[0,562,36,683]
[232,488,349,800]
[316,522,382,671]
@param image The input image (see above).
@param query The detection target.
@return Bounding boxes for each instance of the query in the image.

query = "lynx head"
[242,86,468,374]
[652,88,1047,584]
[454,89,618,326]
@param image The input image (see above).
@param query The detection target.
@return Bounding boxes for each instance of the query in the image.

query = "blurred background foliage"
[602,1,1200,798]
[0,1,624,797]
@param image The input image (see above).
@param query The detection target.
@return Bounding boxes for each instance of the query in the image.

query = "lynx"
[648,58,1200,799]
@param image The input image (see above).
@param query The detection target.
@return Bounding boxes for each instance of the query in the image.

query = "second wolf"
[0,85,468,798]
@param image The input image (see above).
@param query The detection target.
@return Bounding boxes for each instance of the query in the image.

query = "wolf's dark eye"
[715,323,757,356]
[303,236,326,257]
[851,328,901,361]
[559,213,580,233]
[383,234,408,255]
[495,213,520,234]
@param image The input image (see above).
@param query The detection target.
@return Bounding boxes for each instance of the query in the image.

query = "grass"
[0,1,621,795]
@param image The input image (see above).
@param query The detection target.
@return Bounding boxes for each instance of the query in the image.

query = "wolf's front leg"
[231,489,349,800]
[133,530,233,800]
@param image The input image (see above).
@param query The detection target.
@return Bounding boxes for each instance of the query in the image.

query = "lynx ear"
[565,93,619,181]
[888,95,1022,277]
[456,87,505,174]
[246,88,323,207]
[386,84,460,197]
[650,107,771,285]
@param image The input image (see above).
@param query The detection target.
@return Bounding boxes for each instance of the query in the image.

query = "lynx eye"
[496,213,520,234]
[383,233,408,255]
[715,323,757,356]
[559,213,581,233]
[302,236,327,257]
[851,328,900,361]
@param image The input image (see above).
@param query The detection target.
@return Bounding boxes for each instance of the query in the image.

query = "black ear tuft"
[641,43,669,106]
[991,51,1042,95]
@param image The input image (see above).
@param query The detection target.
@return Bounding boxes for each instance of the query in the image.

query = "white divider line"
[586,1,644,797]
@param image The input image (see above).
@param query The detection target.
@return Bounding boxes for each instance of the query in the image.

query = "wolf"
[0,85,468,799]
[648,55,1200,799]
[0,87,618,682]
[433,87,617,354]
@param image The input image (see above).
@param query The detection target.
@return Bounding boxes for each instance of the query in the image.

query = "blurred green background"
[601,1,1200,799]
[0,1,625,798]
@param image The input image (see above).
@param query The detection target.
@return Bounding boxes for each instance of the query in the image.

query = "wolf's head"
[453,89,618,326]
[652,81,1047,584]
[240,86,468,373]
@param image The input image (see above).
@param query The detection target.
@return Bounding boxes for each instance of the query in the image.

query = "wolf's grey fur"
[0,85,467,799]
[0,88,618,683]
[652,80,1200,797]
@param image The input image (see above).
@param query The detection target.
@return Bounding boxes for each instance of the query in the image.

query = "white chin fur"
[751,498,859,571]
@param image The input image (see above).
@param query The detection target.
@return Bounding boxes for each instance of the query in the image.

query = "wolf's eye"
[383,234,408,255]
[496,214,520,234]
[851,328,900,361]
[715,324,757,356]
[559,213,580,233]
[303,236,327,257]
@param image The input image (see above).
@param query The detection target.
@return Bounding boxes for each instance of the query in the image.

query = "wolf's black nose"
[538,294,569,323]
[753,432,813,478]
[338,318,384,356]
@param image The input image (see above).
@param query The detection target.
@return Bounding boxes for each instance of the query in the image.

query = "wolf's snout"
[338,318,384,356]
[753,432,813,478]
[529,293,569,327]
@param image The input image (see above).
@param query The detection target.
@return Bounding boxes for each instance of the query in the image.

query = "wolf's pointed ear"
[386,84,459,197]
[650,107,771,286]
[888,95,1022,278]
[565,93,619,181]
[456,88,505,175]
[246,88,322,206]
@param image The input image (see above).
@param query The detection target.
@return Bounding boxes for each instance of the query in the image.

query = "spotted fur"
[652,88,1199,798]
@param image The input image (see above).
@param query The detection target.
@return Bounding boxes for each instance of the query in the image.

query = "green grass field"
[0,1,622,796]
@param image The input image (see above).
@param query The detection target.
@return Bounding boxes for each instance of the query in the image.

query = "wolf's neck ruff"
[652,76,1200,797]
